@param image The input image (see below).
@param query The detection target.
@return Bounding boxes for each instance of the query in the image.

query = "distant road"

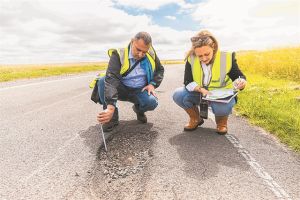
[0,66,299,199]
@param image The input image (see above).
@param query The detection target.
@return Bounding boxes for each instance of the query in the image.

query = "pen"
[100,124,108,152]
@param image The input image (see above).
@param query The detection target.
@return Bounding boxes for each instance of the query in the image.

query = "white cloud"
[191,0,300,51]
[165,15,176,20]
[0,0,191,64]
[113,0,189,11]
[0,0,299,64]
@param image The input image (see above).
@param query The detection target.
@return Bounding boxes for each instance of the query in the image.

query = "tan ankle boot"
[184,107,200,131]
[215,116,228,135]
[192,106,204,126]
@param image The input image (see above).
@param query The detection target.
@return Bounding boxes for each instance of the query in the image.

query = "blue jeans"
[97,76,158,113]
[172,87,236,117]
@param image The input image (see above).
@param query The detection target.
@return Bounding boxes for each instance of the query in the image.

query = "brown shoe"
[184,106,201,131]
[192,106,204,126]
[215,116,228,135]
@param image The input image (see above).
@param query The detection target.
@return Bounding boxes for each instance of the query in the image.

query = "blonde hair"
[185,30,219,61]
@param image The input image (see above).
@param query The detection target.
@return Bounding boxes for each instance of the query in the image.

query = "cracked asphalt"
[0,65,299,200]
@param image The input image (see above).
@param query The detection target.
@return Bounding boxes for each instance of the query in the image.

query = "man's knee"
[97,76,106,105]
[97,76,105,88]
[140,95,158,111]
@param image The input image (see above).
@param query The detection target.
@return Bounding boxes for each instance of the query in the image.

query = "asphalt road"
[0,65,299,200]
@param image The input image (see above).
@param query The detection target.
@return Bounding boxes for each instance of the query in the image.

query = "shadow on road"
[169,127,250,181]
[79,124,102,155]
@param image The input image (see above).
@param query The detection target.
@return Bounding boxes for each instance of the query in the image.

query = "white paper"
[206,88,235,100]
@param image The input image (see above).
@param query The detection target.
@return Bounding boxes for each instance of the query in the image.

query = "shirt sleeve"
[185,81,198,92]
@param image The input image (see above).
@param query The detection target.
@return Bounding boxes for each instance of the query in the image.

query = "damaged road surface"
[1,67,300,200]
[88,121,157,199]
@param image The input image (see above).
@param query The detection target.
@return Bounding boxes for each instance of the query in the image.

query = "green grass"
[235,73,300,152]
[0,63,107,82]
[0,60,184,82]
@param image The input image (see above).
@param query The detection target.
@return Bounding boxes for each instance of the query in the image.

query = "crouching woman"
[173,30,247,134]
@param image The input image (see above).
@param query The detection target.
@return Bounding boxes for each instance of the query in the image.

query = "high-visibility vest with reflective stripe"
[108,45,156,75]
[188,51,233,89]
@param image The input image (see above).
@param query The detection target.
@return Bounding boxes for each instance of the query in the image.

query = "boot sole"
[198,119,204,126]
[216,131,227,135]
[184,126,198,131]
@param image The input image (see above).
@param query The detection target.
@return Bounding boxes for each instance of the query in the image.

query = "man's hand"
[97,105,115,124]
[142,84,157,97]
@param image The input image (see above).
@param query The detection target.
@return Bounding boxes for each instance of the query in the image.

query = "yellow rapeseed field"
[236,46,300,82]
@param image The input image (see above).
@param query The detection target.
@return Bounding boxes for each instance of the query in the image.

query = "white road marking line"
[0,74,95,91]
[208,111,292,200]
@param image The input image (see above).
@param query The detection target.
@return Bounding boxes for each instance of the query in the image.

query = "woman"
[173,30,247,134]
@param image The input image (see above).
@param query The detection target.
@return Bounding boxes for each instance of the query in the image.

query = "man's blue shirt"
[122,45,148,88]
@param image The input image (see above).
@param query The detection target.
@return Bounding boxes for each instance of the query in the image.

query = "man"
[97,32,164,132]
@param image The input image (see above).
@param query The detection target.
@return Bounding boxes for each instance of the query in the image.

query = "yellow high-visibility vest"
[188,51,233,89]
[89,45,156,89]
[108,45,156,75]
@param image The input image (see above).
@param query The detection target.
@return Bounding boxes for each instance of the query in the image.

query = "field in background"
[236,47,300,152]
[237,46,300,82]
[0,60,184,82]
[0,62,108,82]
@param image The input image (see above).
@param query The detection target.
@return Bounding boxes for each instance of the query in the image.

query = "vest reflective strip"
[211,51,221,84]
[220,52,227,87]
[190,51,232,89]
[119,48,130,75]
[119,48,124,65]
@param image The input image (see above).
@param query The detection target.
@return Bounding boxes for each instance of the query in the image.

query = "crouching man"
[97,32,164,132]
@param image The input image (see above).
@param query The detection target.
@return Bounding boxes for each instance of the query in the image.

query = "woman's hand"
[194,86,210,96]
[233,78,247,90]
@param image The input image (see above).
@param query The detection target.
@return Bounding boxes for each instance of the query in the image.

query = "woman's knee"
[172,87,185,105]
[211,100,235,116]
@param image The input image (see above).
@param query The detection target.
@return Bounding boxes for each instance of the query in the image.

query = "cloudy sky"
[0,0,299,64]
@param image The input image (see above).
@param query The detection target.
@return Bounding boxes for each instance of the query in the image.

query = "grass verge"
[0,60,184,82]
[0,63,107,82]
[235,73,300,152]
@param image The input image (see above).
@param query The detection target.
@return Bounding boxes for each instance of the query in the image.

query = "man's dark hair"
[133,32,152,45]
